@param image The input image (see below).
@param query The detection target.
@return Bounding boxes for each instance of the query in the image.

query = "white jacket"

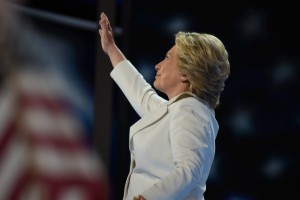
[110,60,219,200]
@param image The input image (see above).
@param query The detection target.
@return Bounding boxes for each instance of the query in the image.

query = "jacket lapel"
[128,92,198,151]
[129,92,197,136]
[129,104,168,152]
[130,104,168,137]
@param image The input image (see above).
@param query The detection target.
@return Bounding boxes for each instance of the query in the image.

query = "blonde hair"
[175,31,230,109]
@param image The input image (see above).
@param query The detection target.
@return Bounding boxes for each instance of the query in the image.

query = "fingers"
[99,12,112,32]
[99,12,106,30]
[133,195,146,200]
[98,12,105,32]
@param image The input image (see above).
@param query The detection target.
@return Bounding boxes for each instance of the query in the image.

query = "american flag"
[0,69,109,200]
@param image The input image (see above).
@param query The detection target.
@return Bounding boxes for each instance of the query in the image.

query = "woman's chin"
[153,81,159,90]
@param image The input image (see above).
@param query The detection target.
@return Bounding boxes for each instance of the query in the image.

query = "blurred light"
[237,9,268,41]
[261,156,286,179]
[5,2,98,31]
[165,17,190,34]
[272,60,295,85]
[230,108,255,136]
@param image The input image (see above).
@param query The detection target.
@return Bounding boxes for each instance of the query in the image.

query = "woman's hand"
[133,195,146,200]
[98,12,126,67]
[98,12,115,55]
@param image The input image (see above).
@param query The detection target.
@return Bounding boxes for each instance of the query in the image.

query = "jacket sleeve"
[141,99,217,200]
[110,60,167,117]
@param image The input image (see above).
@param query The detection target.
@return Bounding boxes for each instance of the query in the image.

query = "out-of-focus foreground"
[0,0,109,199]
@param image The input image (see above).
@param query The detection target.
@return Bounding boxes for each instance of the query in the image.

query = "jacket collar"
[167,92,198,105]
[128,92,212,151]
[129,92,199,138]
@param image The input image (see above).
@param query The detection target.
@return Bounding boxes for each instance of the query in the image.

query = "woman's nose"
[155,64,160,71]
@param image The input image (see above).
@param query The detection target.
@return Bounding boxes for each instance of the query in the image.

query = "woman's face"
[154,45,183,99]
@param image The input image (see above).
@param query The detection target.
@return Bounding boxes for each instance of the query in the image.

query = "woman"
[99,12,230,200]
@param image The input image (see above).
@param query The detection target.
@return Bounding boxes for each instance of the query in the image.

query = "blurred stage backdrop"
[1,0,299,200]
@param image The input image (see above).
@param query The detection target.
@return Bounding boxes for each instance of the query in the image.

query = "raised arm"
[98,12,125,67]
[98,12,166,116]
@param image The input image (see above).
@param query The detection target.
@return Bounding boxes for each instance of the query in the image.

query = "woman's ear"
[180,74,188,82]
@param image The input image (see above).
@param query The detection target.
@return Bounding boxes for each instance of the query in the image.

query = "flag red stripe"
[20,93,71,113]
[7,169,109,200]
[0,120,17,163]
[28,133,88,151]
